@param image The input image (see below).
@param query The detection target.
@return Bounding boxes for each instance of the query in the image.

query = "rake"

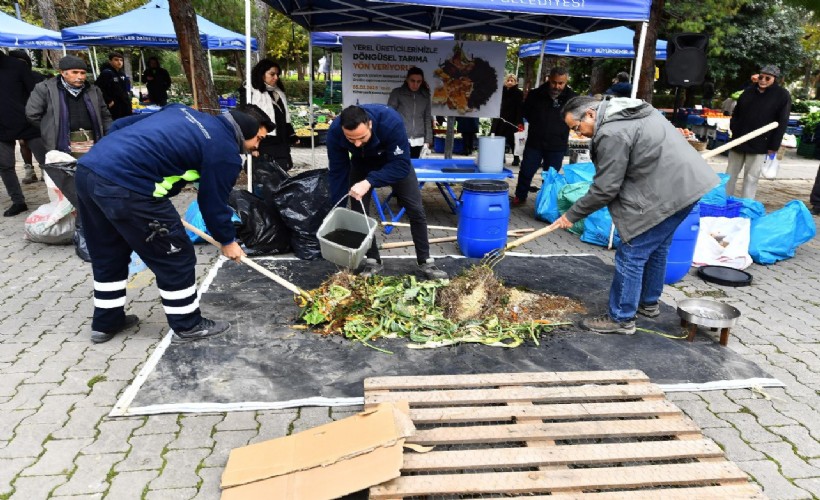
[480,222,561,268]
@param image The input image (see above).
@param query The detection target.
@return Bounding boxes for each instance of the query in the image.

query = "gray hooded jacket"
[387,84,433,144]
[565,98,718,242]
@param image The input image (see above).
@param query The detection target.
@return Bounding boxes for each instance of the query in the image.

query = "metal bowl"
[677,298,741,328]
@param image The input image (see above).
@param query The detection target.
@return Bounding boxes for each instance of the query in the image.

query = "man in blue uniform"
[76,104,273,344]
[326,104,446,279]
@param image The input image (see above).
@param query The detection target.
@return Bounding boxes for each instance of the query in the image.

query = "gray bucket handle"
[330,194,375,234]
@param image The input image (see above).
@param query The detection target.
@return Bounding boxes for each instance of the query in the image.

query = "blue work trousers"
[76,166,201,334]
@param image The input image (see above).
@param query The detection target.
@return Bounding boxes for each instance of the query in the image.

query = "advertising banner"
[341,37,507,118]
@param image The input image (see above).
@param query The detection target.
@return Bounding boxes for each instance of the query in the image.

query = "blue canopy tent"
[0,11,66,49]
[60,0,257,51]
[519,27,666,60]
[310,30,453,49]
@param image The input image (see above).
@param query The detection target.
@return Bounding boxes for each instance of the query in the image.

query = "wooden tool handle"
[180,220,311,300]
[701,121,778,160]
[504,223,561,252]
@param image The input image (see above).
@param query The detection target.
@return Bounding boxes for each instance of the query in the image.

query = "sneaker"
[171,317,230,344]
[511,196,525,207]
[3,203,28,217]
[528,186,540,193]
[582,314,636,335]
[637,303,661,318]
[419,259,447,280]
[21,165,37,184]
[90,314,140,344]
[359,258,383,278]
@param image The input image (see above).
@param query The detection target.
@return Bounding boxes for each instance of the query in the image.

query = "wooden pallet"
[364,370,765,499]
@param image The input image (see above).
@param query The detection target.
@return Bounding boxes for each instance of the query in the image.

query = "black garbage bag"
[251,158,289,205]
[42,161,78,207]
[228,189,291,255]
[271,169,332,260]
[73,218,92,262]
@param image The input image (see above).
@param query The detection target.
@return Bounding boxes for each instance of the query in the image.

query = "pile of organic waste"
[297,265,584,351]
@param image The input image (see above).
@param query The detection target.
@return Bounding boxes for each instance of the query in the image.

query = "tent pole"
[631,21,648,99]
[515,55,519,79]
[536,40,546,88]
[328,52,333,104]
[245,0,252,191]
[207,49,214,83]
[90,47,98,79]
[62,43,67,57]
[309,35,315,168]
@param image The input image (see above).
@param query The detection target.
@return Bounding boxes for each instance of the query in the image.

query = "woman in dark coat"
[490,74,524,165]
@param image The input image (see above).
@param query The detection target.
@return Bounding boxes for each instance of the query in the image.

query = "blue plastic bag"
[728,196,766,220]
[183,200,209,243]
[749,201,816,264]
[183,199,241,243]
[534,167,567,223]
[563,162,596,184]
[581,207,621,248]
[700,173,729,206]
[557,182,591,235]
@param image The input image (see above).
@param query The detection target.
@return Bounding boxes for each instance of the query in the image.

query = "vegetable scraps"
[297,265,584,352]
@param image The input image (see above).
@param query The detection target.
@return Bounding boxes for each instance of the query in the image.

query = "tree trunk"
[35,0,60,69]
[253,0,270,62]
[168,0,218,115]
[590,60,609,95]
[635,0,664,103]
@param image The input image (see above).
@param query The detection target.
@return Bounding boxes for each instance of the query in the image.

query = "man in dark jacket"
[604,72,632,98]
[326,104,446,280]
[9,50,46,184]
[26,55,112,158]
[75,104,271,344]
[96,51,132,119]
[142,56,172,106]
[513,67,577,205]
[727,64,791,199]
[554,96,718,335]
[0,50,47,216]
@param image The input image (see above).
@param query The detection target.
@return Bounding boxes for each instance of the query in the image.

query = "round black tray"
[697,265,753,287]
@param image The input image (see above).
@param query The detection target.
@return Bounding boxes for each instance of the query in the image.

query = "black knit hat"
[58,55,88,71]
[228,109,261,140]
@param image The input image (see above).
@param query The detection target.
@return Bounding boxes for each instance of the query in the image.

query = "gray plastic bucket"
[317,198,377,269]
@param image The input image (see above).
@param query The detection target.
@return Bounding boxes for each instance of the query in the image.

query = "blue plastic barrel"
[664,205,701,284]
[457,180,510,258]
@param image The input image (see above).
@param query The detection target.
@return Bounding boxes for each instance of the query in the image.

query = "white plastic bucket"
[477,136,505,173]
[317,197,377,269]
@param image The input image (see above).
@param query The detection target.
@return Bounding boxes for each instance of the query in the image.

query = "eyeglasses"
[759,75,775,81]
[572,120,583,134]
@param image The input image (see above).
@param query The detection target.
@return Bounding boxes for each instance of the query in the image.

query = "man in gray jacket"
[553,96,718,334]
[26,55,111,157]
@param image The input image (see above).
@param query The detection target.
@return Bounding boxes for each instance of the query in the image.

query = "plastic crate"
[699,200,742,218]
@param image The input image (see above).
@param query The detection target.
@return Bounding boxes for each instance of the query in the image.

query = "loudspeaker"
[666,33,709,87]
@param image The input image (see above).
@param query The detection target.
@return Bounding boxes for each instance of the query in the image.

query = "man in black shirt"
[96,51,133,119]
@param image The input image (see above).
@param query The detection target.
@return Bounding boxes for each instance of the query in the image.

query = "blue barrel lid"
[463,180,509,193]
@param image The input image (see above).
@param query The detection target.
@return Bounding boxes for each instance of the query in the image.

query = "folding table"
[372,158,514,234]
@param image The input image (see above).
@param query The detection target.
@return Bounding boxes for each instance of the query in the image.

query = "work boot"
[90,314,140,344]
[583,314,636,335]
[21,164,37,184]
[3,203,28,217]
[419,259,447,280]
[358,258,383,278]
[171,317,230,344]
[637,303,661,318]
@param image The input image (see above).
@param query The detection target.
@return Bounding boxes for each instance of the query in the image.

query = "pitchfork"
[481,222,561,268]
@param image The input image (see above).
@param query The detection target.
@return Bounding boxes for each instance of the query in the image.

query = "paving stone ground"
[1,145,818,499]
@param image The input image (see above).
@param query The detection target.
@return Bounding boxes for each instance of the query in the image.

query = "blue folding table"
[372,158,514,234]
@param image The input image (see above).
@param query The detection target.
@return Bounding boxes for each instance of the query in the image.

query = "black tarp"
[126,255,776,412]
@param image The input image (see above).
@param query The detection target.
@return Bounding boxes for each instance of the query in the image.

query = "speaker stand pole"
[672,86,681,126]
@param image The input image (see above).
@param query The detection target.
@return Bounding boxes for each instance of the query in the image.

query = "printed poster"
[341,38,507,118]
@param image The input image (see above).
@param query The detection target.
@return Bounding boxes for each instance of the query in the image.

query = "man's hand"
[349,179,372,201]
[221,241,246,262]
[552,214,573,230]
